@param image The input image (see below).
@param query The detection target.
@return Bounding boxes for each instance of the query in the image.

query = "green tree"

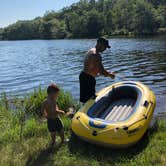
[50,19,67,39]
[133,0,157,35]
[89,0,96,8]
[155,5,166,28]
[0,28,4,40]
[66,12,82,37]
[43,11,58,21]
[0,0,165,40]
[86,9,104,37]
[104,10,114,35]
[112,0,135,33]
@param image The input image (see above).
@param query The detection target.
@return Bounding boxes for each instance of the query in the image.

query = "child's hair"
[47,84,60,94]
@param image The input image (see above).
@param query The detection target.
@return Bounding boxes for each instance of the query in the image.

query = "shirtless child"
[79,37,115,103]
[41,84,65,146]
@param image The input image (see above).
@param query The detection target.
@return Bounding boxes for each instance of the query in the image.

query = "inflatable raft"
[72,81,156,148]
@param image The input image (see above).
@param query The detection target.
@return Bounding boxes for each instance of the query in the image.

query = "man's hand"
[109,72,115,79]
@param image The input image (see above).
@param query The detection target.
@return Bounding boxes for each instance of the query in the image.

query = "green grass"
[0,89,166,166]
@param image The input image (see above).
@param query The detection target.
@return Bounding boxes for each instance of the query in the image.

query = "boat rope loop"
[76,116,90,131]
[144,101,154,117]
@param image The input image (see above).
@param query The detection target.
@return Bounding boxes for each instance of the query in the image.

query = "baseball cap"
[97,37,111,48]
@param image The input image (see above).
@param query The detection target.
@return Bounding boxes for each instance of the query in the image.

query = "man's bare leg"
[50,132,56,145]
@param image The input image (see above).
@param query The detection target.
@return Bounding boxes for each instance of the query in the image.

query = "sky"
[0,0,79,28]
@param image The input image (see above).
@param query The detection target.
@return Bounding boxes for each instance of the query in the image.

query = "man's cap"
[97,37,111,48]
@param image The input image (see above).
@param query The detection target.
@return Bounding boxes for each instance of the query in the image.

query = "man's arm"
[96,56,115,78]
[41,102,47,118]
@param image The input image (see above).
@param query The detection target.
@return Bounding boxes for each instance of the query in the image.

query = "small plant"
[0,92,9,111]
[57,89,76,111]
[24,87,47,117]
[16,101,26,141]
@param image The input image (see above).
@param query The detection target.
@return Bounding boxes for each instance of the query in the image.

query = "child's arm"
[56,104,65,115]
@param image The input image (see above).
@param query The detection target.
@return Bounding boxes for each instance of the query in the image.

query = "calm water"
[0,37,166,112]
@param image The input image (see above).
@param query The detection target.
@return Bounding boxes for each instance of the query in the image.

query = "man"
[79,37,115,103]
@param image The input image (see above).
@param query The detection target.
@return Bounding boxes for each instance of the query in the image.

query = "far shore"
[0,34,165,41]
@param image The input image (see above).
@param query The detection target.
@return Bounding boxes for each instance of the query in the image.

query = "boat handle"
[98,114,149,133]
[95,115,148,134]
[122,116,147,131]
[97,116,147,133]
[144,101,154,117]
[76,116,90,131]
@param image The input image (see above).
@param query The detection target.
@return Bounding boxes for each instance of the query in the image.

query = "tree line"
[0,0,165,40]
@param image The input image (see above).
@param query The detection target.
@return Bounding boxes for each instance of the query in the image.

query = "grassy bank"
[0,89,166,166]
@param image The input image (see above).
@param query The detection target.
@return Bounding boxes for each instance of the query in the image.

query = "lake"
[0,37,166,112]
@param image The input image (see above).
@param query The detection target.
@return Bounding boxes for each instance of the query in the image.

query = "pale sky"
[0,0,80,28]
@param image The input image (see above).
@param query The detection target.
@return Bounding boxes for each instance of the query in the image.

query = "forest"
[0,0,166,40]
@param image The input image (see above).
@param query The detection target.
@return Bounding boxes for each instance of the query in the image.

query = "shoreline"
[0,34,165,41]
[2,91,166,120]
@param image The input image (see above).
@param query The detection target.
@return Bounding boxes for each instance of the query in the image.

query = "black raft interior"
[87,85,141,122]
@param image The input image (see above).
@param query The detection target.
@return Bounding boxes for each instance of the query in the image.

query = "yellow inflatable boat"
[72,81,156,148]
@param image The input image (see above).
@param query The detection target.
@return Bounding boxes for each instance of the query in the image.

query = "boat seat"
[103,98,135,122]
[87,85,139,122]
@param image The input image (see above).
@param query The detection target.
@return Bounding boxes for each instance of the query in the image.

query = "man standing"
[79,37,115,103]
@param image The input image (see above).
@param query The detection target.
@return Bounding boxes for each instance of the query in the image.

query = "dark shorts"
[79,71,96,103]
[47,118,64,133]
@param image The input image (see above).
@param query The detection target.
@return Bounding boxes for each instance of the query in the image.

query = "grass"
[0,89,166,166]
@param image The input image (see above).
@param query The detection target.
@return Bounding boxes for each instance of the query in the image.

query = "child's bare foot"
[64,138,69,143]
[60,138,69,145]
